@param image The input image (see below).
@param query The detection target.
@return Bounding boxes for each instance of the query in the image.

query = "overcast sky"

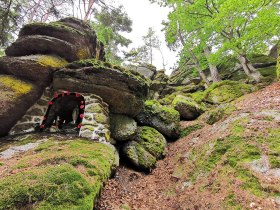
[115,0,177,74]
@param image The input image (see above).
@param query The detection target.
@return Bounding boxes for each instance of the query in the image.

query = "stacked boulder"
[0,18,105,137]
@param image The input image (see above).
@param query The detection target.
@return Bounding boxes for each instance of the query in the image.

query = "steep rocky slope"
[97,82,280,210]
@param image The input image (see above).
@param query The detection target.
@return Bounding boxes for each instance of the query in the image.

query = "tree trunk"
[237,54,262,82]
[203,46,221,83]
[84,0,95,21]
[189,50,210,87]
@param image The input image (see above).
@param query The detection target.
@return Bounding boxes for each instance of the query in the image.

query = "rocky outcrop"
[110,114,137,141]
[134,126,166,159]
[172,95,205,120]
[123,141,156,171]
[136,100,180,139]
[0,133,119,209]
[0,75,42,137]
[6,18,105,62]
[0,55,68,86]
[53,59,149,117]
[203,80,255,104]
[130,63,157,79]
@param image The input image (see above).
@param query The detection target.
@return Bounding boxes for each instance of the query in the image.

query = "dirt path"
[96,82,280,210]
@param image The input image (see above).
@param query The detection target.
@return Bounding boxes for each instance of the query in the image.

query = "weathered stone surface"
[53,59,149,117]
[0,133,119,209]
[6,18,105,62]
[130,63,156,79]
[110,114,137,141]
[0,75,42,137]
[0,55,68,86]
[6,35,79,62]
[123,141,156,171]
[136,100,180,139]
[172,95,205,120]
[134,126,166,159]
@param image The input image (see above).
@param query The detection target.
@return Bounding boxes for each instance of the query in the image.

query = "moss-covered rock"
[200,103,237,125]
[122,141,156,171]
[136,100,180,139]
[0,55,68,86]
[110,114,137,141]
[0,75,42,137]
[172,95,205,120]
[6,17,105,62]
[54,59,149,117]
[0,134,119,209]
[134,126,166,159]
[204,80,256,104]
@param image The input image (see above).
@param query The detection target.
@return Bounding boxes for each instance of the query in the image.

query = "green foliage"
[160,0,280,80]
[92,5,132,65]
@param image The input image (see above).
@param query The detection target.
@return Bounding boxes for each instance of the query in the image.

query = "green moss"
[236,168,264,197]
[95,113,108,124]
[201,103,236,125]
[37,55,68,68]
[0,75,32,96]
[123,141,156,170]
[204,80,255,104]
[136,126,166,159]
[144,100,180,125]
[71,59,149,88]
[180,124,203,138]
[223,194,242,209]
[248,54,276,63]
[0,135,118,209]
[26,22,85,35]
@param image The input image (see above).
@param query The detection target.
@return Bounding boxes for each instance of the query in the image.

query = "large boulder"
[204,81,255,104]
[110,114,137,141]
[5,18,105,62]
[136,100,180,139]
[0,134,119,209]
[53,59,149,117]
[172,95,205,120]
[0,75,42,137]
[122,141,156,171]
[0,55,68,86]
[134,126,166,159]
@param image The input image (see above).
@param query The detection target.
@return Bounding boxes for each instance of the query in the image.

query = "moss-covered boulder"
[54,59,149,117]
[110,114,137,141]
[172,95,205,120]
[0,134,119,209]
[122,141,156,171]
[136,100,180,139]
[0,55,68,86]
[0,75,42,137]
[6,18,105,62]
[204,81,255,104]
[134,126,166,159]
[200,103,237,125]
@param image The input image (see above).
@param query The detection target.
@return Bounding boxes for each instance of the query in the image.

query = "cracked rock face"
[5,18,105,62]
[53,63,149,117]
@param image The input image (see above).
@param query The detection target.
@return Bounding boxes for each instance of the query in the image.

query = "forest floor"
[96,82,280,210]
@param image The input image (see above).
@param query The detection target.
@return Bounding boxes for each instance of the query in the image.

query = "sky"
[115,0,178,74]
